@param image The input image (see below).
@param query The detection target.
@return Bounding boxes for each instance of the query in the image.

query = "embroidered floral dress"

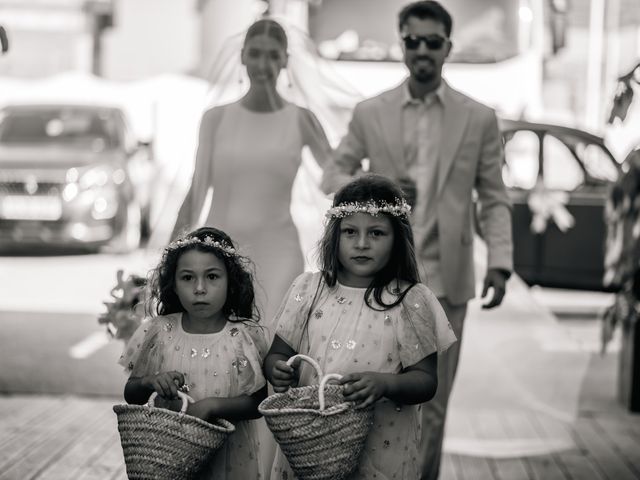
[270,271,457,480]
[119,313,268,480]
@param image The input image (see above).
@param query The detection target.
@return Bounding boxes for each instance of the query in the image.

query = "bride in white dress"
[172,18,334,331]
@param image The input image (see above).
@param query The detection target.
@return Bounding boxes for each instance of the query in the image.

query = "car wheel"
[105,202,142,254]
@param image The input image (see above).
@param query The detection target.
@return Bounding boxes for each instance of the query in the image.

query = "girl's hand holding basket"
[270,357,301,392]
[141,371,185,400]
[340,371,390,410]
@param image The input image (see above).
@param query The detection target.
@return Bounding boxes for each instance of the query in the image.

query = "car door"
[502,128,542,286]
[538,131,619,290]
[503,126,619,290]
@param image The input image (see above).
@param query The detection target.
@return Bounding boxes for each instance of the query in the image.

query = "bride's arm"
[299,107,332,169]
[171,108,220,239]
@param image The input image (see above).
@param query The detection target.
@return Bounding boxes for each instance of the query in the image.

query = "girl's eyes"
[340,228,387,237]
[179,274,219,281]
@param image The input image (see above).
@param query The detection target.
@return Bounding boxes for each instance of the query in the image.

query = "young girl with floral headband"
[119,227,268,479]
[264,174,457,479]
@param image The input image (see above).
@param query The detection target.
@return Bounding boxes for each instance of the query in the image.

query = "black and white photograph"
[0,1,639,479]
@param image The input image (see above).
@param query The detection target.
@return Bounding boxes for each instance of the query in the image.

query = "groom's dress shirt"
[402,81,445,296]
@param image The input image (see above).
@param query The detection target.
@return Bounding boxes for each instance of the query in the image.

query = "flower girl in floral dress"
[120,227,268,479]
[264,174,457,479]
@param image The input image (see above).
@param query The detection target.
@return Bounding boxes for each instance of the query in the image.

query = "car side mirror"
[136,139,154,160]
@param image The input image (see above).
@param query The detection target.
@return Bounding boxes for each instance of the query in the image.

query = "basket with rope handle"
[258,354,374,480]
[113,390,235,480]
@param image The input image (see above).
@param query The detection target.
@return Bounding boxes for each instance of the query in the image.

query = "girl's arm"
[340,353,438,409]
[187,386,267,422]
[124,371,185,405]
[263,334,298,392]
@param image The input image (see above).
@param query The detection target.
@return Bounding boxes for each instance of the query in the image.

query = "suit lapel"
[437,85,470,195]
[377,85,406,176]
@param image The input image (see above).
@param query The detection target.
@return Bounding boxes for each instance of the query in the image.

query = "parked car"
[0,103,153,252]
[498,119,621,291]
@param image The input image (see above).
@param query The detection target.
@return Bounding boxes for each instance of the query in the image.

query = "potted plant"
[602,147,640,412]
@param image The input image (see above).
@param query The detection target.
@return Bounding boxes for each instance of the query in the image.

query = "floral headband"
[165,236,237,257]
[325,198,412,219]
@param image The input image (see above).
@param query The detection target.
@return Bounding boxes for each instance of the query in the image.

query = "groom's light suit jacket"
[321,80,513,305]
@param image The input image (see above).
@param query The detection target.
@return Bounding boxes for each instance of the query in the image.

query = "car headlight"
[64,165,122,219]
[79,166,111,190]
[62,182,79,202]
[90,189,119,220]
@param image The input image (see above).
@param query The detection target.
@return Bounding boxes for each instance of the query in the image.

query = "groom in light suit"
[321,2,513,478]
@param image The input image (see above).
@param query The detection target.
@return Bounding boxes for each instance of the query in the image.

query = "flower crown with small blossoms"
[325,198,412,219]
[165,236,237,257]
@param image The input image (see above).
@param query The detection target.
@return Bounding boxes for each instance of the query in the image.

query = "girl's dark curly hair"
[318,174,421,310]
[148,227,259,322]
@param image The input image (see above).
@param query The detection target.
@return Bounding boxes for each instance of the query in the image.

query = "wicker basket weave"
[113,391,235,480]
[259,354,374,480]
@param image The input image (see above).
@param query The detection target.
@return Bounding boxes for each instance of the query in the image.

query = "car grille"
[0,181,61,196]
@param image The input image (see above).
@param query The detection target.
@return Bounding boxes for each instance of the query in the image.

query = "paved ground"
[1,275,638,479]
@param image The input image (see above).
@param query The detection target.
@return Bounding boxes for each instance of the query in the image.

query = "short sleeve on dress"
[273,271,322,352]
[232,321,270,395]
[396,284,457,368]
[118,316,166,376]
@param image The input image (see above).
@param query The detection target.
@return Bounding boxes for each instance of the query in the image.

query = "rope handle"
[147,390,195,414]
[286,354,343,411]
[286,353,322,377]
[319,373,343,411]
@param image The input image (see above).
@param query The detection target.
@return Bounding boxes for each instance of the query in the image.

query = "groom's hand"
[481,268,509,309]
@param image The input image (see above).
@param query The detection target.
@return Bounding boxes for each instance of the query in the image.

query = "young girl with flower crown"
[120,227,268,479]
[264,174,457,479]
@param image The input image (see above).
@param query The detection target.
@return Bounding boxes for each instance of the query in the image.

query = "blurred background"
[1,0,639,292]
[1,1,640,478]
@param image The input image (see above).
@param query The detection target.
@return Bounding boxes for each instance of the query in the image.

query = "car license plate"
[1,196,62,221]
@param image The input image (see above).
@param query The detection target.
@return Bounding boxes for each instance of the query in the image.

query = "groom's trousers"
[419,299,467,480]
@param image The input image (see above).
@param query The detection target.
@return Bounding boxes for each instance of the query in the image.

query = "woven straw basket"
[259,354,374,480]
[113,391,235,480]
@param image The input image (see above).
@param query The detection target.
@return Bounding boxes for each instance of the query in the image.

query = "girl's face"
[174,249,228,322]
[337,213,395,288]
[241,34,287,86]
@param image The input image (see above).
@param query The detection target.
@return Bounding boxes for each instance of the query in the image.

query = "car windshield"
[502,128,619,190]
[0,107,122,152]
[309,0,526,63]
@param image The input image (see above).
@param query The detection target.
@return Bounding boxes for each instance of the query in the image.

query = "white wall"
[198,0,261,78]
[102,0,200,80]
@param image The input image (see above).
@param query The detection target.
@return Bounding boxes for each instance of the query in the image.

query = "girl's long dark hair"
[318,174,421,310]
[148,227,260,322]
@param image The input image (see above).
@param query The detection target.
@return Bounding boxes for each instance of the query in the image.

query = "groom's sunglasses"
[402,34,447,50]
